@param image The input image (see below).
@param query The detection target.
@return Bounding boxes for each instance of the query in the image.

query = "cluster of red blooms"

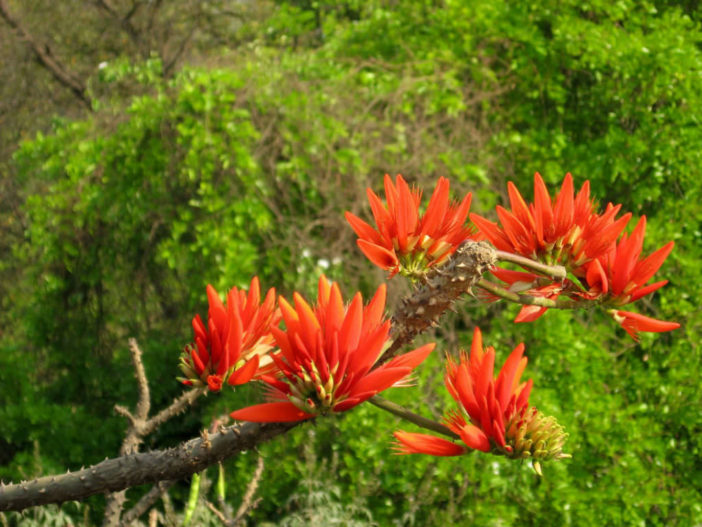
[177,173,679,471]
[347,172,679,340]
[180,275,434,421]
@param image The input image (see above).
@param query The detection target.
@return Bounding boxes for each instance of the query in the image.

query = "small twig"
[205,500,230,525]
[205,453,264,527]
[92,0,141,44]
[163,26,196,77]
[129,338,151,421]
[494,250,567,281]
[119,481,176,527]
[113,406,137,426]
[232,455,264,526]
[143,388,205,437]
[147,508,159,527]
[369,396,458,440]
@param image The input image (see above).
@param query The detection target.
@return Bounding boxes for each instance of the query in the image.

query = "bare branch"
[0,420,301,512]
[205,500,230,526]
[163,26,197,77]
[143,387,205,436]
[0,241,500,513]
[205,454,264,527]
[0,0,91,109]
[92,0,141,48]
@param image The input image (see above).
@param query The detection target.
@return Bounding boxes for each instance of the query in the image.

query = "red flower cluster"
[394,328,568,471]
[179,277,281,392]
[345,174,474,278]
[230,276,434,422]
[472,173,679,339]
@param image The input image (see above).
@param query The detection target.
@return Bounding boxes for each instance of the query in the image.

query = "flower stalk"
[494,250,567,281]
[476,278,581,309]
[369,396,458,440]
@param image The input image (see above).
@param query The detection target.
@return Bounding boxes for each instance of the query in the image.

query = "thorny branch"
[383,240,497,362]
[0,420,299,512]
[231,455,264,525]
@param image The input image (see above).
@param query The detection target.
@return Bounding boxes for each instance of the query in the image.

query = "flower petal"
[393,431,467,456]
[230,402,314,422]
[228,355,260,386]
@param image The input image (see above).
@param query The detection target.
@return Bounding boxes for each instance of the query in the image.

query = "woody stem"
[369,395,458,439]
[476,279,579,309]
[494,250,567,281]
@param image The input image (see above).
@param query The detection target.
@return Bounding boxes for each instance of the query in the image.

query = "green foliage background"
[1,1,700,525]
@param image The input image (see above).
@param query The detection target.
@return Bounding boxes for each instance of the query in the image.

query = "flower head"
[470,173,630,271]
[345,174,474,278]
[179,277,281,392]
[578,216,679,339]
[394,328,569,472]
[584,216,675,304]
[230,276,434,422]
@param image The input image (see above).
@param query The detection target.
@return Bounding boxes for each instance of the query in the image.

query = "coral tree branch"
[103,339,191,527]
[0,421,299,512]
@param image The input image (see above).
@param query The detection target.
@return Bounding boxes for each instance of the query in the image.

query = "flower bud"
[504,407,570,472]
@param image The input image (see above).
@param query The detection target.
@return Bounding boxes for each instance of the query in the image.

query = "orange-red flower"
[179,277,281,392]
[470,173,630,272]
[394,328,568,471]
[584,216,675,304]
[580,216,679,339]
[609,310,681,341]
[230,276,435,422]
[345,174,474,277]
